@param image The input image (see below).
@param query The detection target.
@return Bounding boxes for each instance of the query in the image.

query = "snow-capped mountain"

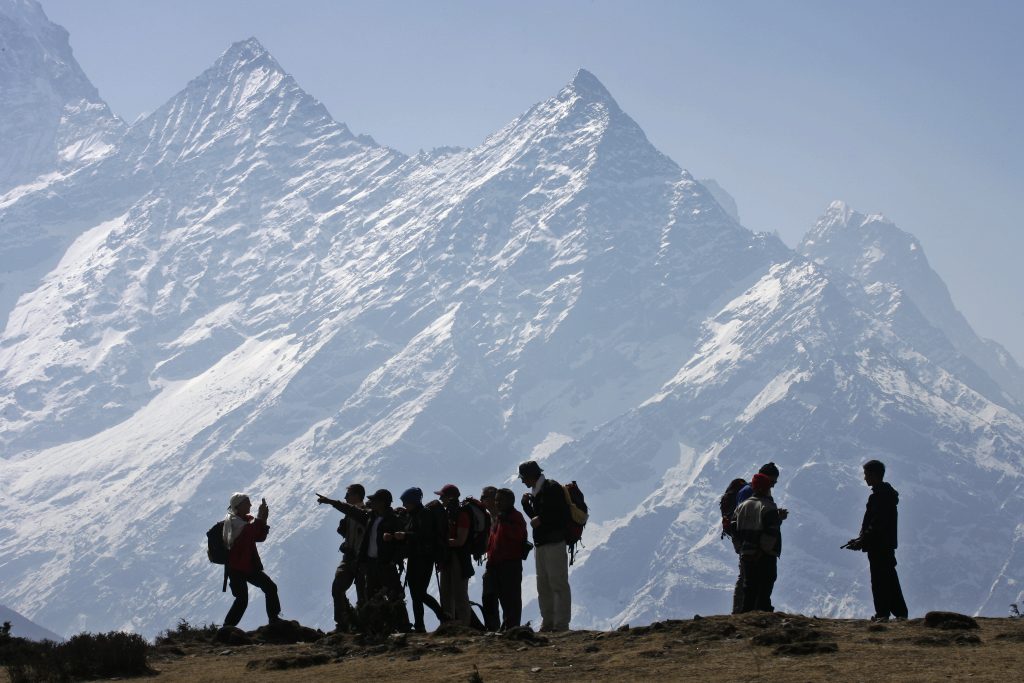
[0,0,1021,637]
[0,0,122,193]
[801,202,1024,407]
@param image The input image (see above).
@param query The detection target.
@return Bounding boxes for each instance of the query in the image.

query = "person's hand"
[316,493,333,506]
[778,508,789,521]
[394,531,406,541]
[383,532,393,542]
[257,498,269,520]
[530,517,542,529]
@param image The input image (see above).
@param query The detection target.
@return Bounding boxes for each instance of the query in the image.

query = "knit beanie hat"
[751,473,773,494]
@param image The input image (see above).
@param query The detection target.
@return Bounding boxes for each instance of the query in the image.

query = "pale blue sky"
[40,0,1024,361]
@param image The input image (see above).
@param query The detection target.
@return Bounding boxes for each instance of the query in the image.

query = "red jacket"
[227,516,269,574]
[486,509,527,565]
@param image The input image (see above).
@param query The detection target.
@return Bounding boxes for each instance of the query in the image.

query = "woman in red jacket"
[482,488,528,631]
[222,493,281,628]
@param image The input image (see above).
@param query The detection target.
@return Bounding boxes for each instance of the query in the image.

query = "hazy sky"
[39,0,1024,362]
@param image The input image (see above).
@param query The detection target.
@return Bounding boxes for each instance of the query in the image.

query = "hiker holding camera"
[222,493,281,627]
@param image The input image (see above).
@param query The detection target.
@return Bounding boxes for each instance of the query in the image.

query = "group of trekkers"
[217,460,579,634]
[215,456,908,634]
[720,459,908,622]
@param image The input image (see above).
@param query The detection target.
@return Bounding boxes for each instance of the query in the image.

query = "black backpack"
[719,478,747,539]
[206,521,229,592]
[563,481,589,565]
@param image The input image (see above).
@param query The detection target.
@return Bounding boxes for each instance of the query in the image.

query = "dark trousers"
[225,569,280,627]
[868,549,908,618]
[332,555,365,627]
[482,560,523,631]
[740,554,777,613]
[732,555,746,614]
[406,556,445,629]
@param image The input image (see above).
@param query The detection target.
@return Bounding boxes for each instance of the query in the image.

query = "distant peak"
[566,68,618,107]
[218,37,277,70]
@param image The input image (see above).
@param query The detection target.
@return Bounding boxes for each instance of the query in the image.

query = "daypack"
[461,498,491,563]
[562,481,589,565]
[207,521,228,564]
[206,521,229,592]
[719,478,747,540]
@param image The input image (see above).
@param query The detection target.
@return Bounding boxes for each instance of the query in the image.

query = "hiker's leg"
[758,555,777,612]
[354,561,367,607]
[499,561,523,630]
[868,550,889,617]
[406,557,427,628]
[382,563,411,630]
[481,565,500,631]
[438,561,454,619]
[248,570,280,621]
[453,557,472,626]
[889,556,908,619]
[732,556,745,614]
[224,571,249,627]
[333,558,356,626]
[546,542,571,631]
[740,557,758,613]
[535,544,553,630]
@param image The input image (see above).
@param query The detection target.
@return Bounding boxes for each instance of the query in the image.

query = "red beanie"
[751,473,773,494]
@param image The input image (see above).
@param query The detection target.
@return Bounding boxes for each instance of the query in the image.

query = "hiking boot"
[412,623,427,634]
[869,615,890,623]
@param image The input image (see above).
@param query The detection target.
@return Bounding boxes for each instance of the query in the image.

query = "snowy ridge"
[0,5,1022,636]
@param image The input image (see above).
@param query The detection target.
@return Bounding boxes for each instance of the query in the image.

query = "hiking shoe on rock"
[869,615,890,623]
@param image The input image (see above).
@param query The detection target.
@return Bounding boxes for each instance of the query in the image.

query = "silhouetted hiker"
[435,484,475,626]
[731,462,788,612]
[222,493,281,628]
[733,473,784,612]
[392,487,448,632]
[845,460,908,622]
[519,460,572,631]
[480,486,498,519]
[483,488,528,631]
[735,462,781,507]
[719,477,747,614]
[316,484,368,631]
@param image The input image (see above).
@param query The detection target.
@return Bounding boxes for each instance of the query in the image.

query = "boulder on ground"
[254,619,323,644]
[213,625,252,646]
[923,612,979,630]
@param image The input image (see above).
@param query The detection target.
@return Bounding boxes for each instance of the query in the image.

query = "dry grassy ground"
[128,612,1024,683]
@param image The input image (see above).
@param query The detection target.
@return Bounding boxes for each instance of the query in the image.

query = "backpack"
[719,478,747,540]
[206,521,229,592]
[562,481,589,565]
[207,521,227,564]
[461,498,491,564]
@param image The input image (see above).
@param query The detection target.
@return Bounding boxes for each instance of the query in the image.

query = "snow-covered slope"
[551,259,1024,626]
[801,201,1024,406]
[0,9,1021,637]
[0,0,122,192]
[0,603,64,641]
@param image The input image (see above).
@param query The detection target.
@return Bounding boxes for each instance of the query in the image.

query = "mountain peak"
[565,68,619,108]
[213,36,281,76]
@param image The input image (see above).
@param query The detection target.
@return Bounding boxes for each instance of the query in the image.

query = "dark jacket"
[859,482,899,551]
[399,504,445,561]
[522,477,570,546]
[336,502,404,564]
[336,505,368,558]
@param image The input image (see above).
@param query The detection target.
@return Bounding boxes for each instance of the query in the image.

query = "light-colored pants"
[535,541,571,631]
[439,554,472,626]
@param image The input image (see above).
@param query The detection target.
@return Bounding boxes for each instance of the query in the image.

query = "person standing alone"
[518,460,571,631]
[847,460,908,622]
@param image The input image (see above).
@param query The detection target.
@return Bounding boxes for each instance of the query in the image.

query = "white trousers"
[535,542,571,631]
